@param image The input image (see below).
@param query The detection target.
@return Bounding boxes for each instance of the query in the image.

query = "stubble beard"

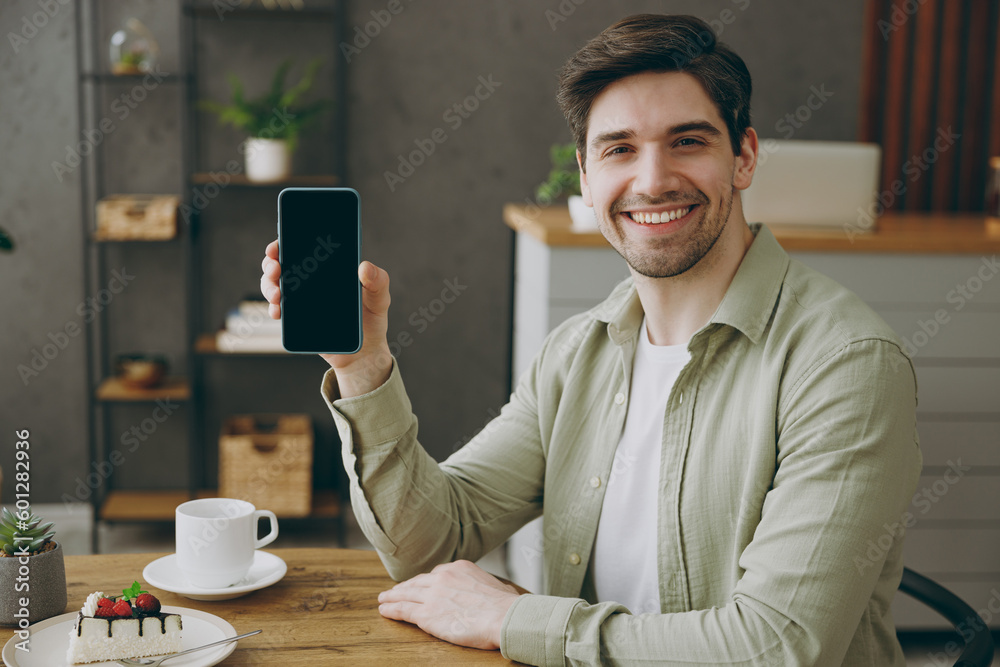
[602,187,734,279]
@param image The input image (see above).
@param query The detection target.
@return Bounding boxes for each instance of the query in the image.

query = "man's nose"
[631,150,684,197]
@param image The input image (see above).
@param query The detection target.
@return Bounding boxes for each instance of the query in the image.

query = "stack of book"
[215,298,285,352]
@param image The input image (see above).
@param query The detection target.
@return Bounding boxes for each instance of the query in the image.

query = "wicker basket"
[219,414,313,517]
[95,194,178,240]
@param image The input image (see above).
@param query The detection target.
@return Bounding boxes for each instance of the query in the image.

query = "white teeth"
[630,206,692,224]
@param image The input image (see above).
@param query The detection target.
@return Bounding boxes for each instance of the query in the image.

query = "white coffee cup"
[175,498,278,588]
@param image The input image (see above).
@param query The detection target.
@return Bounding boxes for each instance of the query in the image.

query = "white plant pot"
[244,138,291,183]
[568,194,598,231]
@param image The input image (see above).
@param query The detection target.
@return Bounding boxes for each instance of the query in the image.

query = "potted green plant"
[0,227,13,253]
[200,59,329,183]
[536,142,596,230]
[0,507,67,626]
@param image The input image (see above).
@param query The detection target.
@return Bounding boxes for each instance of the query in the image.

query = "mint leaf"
[121,581,147,601]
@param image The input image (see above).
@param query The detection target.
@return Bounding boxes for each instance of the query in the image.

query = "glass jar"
[109,18,159,75]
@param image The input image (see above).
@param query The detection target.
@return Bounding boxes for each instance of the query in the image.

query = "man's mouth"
[623,204,697,225]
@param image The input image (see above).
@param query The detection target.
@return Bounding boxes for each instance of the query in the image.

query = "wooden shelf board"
[96,377,191,402]
[81,72,188,84]
[503,204,1000,253]
[196,332,297,356]
[91,233,179,243]
[190,173,339,188]
[100,489,340,522]
[183,1,339,19]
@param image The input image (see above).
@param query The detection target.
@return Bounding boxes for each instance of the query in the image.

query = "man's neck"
[633,219,755,347]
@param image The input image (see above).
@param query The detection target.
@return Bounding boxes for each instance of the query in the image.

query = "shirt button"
[614,392,625,405]
[589,476,601,488]
[678,392,684,405]
[568,553,581,565]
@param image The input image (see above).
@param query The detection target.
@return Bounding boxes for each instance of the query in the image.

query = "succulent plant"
[0,507,55,556]
[536,142,583,203]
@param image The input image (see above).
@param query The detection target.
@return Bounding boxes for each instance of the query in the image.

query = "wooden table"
[1,548,514,665]
[502,204,1000,253]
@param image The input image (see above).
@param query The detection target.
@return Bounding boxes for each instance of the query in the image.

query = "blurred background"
[1,0,999,662]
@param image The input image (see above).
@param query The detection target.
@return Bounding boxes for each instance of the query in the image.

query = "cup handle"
[253,510,279,548]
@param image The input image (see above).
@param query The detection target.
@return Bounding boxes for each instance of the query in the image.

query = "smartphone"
[277,187,362,354]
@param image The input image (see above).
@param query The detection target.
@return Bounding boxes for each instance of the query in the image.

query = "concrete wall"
[0,0,865,502]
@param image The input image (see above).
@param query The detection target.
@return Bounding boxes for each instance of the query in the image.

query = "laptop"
[740,140,882,230]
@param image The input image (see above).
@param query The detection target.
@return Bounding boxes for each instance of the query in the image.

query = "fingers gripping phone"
[277,187,362,354]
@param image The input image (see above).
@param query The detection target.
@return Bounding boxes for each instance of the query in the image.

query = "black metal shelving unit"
[76,0,348,551]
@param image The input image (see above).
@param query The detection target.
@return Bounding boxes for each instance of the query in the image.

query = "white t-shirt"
[589,316,691,614]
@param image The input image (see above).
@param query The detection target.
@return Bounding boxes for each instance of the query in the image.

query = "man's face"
[580,71,756,278]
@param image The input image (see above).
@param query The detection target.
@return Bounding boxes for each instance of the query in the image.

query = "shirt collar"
[593,223,790,346]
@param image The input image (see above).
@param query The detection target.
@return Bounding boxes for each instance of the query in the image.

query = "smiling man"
[261,14,921,666]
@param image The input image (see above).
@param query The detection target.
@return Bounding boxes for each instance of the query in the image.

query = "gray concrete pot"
[0,542,68,626]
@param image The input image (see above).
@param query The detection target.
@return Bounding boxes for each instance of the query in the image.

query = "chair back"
[899,567,996,667]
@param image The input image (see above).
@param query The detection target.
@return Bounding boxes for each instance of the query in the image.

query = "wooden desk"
[502,204,1000,253]
[1,548,514,665]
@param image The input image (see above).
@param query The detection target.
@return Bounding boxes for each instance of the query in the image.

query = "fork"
[116,629,262,666]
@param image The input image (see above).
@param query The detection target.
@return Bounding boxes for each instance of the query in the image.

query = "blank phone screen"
[278,188,361,353]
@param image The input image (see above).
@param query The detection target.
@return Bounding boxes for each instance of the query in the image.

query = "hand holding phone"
[264,188,394,397]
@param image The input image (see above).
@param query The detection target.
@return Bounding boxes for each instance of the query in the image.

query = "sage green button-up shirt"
[322,223,922,666]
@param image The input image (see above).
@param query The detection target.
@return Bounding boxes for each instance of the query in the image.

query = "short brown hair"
[557,14,752,167]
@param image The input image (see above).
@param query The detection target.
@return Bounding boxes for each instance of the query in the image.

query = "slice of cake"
[66,582,182,664]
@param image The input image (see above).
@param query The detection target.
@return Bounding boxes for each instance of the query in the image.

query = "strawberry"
[133,593,160,615]
[112,599,133,618]
[97,597,114,608]
[93,606,117,619]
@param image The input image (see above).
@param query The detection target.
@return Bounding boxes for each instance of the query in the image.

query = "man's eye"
[607,146,631,156]
[677,137,704,147]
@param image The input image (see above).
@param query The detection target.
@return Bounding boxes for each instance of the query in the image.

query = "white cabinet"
[788,251,1000,629]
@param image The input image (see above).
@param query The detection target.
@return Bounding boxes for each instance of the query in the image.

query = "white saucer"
[2,606,237,667]
[143,550,287,601]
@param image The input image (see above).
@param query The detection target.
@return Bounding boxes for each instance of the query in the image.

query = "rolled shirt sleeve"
[323,355,546,582]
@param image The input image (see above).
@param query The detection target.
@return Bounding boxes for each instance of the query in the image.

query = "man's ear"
[578,150,592,206]
[733,127,758,191]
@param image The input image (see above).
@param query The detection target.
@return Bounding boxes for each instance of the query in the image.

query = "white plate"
[143,551,287,601]
[2,606,237,667]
